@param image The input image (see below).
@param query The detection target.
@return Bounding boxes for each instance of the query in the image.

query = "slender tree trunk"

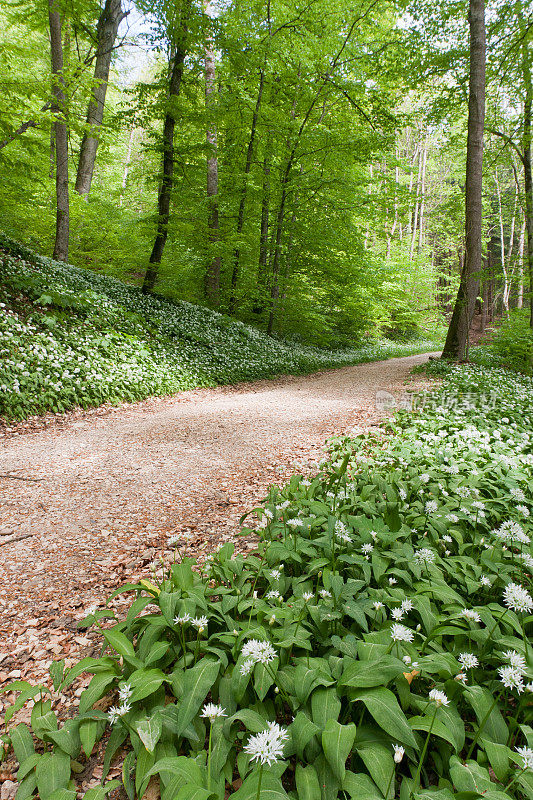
[494,169,510,314]
[203,0,221,305]
[518,216,526,308]
[49,0,69,262]
[442,0,486,359]
[267,179,289,336]
[253,148,271,315]
[119,125,135,207]
[229,71,265,312]
[364,163,373,249]
[75,0,126,196]
[418,134,428,252]
[522,37,533,327]
[409,144,422,260]
[142,27,188,294]
[386,146,400,259]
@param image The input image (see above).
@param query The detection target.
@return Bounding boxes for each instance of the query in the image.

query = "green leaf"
[49,660,65,691]
[464,687,508,745]
[171,561,195,591]
[479,738,510,782]
[449,757,492,793]
[343,771,384,800]
[311,687,341,730]
[31,699,58,738]
[144,755,204,797]
[134,713,163,753]
[44,719,81,758]
[174,786,212,800]
[16,753,41,781]
[79,719,106,758]
[102,628,142,668]
[408,716,458,750]
[254,660,277,701]
[10,723,35,764]
[44,790,76,800]
[102,725,128,782]
[351,687,418,748]
[225,708,269,735]
[232,769,289,800]
[341,656,406,689]
[35,750,71,798]
[356,741,395,798]
[322,720,356,782]
[61,657,119,690]
[295,764,321,800]
[176,658,220,736]
[14,772,37,800]
[128,668,168,703]
[82,780,121,800]
[79,672,117,714]
[290,712,321,760]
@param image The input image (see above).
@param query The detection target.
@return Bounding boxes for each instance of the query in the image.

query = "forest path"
[0,352,437,690]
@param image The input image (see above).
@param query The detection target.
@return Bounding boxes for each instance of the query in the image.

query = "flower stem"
[255,764,264,800]
[411,704,438,795]
[207,723,213,791]
[503,767,526,793]
[465,690,503,760]
[384,764,395,799]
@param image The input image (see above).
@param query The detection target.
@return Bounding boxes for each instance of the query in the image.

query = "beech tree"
[48,0,70,262]
[142,0,192,294]
[75,0,128,196]
[442,0,486,359]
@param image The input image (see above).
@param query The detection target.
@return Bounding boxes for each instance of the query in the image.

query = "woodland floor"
[0,352,438,786]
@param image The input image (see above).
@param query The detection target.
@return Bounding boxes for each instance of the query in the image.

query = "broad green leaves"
[351,687,418,748]
[321,720,356,781]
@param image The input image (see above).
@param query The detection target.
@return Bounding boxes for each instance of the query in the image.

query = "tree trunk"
[518,216,526,309]
[49,0,69,262]
[494,169,510,314]
[267,182,288,336]
[409,143,422,260]
[119,125,135,207]
[522,37,533,327]
[417,133,428,252]
[142,15,189,294]
[229,70,265,313]
[75,0,126,196]
[442,0,486,360]
[253,149,271,315]
[203,0,221,305]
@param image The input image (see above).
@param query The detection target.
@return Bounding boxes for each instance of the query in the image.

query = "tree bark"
[253,148,271,315]
[442,0,486,360]
[75,0,127,196]
[229,70,265,313]
[49,0,70,262]
[142,10,189,294]
[203,0,221,305]
[119,125,135,206]
[494,168,510,314]
[522,36,533,327]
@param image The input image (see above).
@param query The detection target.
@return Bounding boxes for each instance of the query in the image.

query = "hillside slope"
[0,236,439,420]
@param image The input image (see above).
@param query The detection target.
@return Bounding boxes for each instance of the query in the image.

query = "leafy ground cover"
[0,234,439,421]
[2,360,533,799]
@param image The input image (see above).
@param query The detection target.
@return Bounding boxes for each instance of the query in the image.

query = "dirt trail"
[0,352,436,692]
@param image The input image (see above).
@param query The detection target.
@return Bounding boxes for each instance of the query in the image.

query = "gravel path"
[0,352,436,694]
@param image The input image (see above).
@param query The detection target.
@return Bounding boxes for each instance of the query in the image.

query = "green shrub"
[482,311,533,375]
